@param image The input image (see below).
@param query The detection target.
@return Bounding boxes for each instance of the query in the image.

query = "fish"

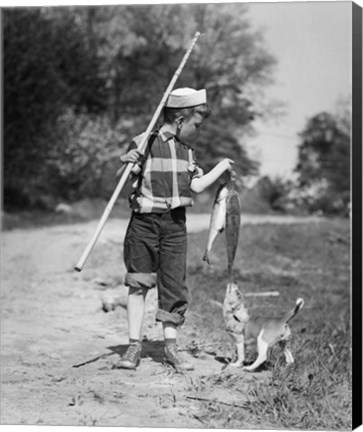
[202,183,229,265]
[225,181,241,279]
[203,179,241,279]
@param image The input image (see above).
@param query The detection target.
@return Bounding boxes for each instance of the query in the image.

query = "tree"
[4,4,278,207]
[91,3,276,176]
[3,8,108,206]
[295,108,350,213]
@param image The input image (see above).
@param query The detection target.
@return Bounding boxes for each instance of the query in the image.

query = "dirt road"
[1,214,321,427]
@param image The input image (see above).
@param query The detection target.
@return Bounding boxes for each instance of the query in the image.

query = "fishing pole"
[74,31,201,272]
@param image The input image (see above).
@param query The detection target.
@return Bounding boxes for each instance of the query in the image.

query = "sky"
[244,1,352,179]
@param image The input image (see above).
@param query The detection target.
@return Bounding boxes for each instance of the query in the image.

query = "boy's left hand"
[217,158,235,173]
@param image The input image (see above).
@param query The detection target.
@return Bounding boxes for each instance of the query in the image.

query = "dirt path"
[1,214,320,427]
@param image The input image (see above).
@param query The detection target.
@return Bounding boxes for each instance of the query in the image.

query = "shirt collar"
[159,126,190,148]
[159,130,175,142]
[159,125,177,142]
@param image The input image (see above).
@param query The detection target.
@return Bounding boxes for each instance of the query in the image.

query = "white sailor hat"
[165,87,207,108]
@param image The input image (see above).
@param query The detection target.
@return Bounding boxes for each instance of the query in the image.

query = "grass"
[185,218,351,430]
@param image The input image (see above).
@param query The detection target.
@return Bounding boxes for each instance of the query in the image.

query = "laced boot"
[115,341,141,369]
[164,344,194,373]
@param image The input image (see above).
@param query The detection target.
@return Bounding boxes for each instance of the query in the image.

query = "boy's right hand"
[120,149,142,164]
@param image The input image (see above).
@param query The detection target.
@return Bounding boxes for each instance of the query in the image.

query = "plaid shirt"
[127,129,203,213]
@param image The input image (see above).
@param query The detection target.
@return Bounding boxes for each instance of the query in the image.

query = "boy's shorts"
[124,207,188,326]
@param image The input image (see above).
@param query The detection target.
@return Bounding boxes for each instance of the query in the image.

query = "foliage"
[294,107,350,214]
[255,176,294,211]
[4,4,278,209]
[47,109,130,200]
[89,3,275,180]
[194,121,259,179]
[3,8,108,207]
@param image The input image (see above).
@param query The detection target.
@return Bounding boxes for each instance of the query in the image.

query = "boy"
[116,88,234,372]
